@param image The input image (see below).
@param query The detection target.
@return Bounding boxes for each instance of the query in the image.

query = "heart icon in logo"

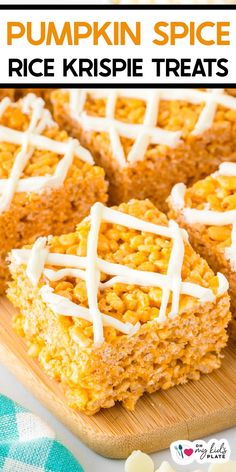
[184,448,194,457]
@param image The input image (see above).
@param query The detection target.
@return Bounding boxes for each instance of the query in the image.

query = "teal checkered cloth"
[0,394,84,472]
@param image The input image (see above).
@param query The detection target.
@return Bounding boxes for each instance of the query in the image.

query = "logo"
[170,439,231,465]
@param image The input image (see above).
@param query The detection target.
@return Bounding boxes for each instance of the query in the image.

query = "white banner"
[1,5,236,85]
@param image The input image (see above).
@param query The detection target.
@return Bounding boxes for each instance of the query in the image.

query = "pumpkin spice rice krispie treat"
[168,162,236,337]
[0,93,108,293]
[51,88,236,210]
[8,199,231,415]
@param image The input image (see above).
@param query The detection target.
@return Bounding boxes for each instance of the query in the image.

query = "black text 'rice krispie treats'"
[0,93,108,293]
[8,199,231,415]
[51,88,236,210]
[168,162,236,337]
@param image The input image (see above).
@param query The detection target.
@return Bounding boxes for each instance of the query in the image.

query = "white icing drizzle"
[11,202,226,344]
[171,162,236,272]
[183,208,236,226]
[0,133,33,213]
[170,182,186,211]
[225,222,236,271]
[161,220,185,321]
[65,88,236,167]
[192,89,224,136]
[40,285,140,336]
[127,90,161,165]
[217,271,229,295]
[85,202,105,345]
[69,89,87,117]
[106,91,126,167]
[216,161,236,177]
[0,97,11,117]
[0,94,94,213]
[26,237,49,285]
[68,89,181,167]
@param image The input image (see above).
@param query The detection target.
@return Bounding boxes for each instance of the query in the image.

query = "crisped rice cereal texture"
[168,174,236,337]
[0,97,108,293]
[8,200,231,415]
[51,90,236,210]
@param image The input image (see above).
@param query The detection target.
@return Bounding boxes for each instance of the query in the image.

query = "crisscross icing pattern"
[171,162,236,272]
[0,93,94,213]
[12,202,227,345]
[67,88,236,167]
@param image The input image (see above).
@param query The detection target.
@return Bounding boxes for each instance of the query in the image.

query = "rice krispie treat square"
[168,162,236,337]
[8,199,230,415]
[51,89,236,210]
[0,93,108,293]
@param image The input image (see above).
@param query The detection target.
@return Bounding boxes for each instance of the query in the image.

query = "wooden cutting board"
[0,296,236,459]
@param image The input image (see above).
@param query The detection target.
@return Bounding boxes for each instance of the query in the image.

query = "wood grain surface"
[0,296,236,459]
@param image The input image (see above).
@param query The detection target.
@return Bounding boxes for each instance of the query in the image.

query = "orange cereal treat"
[51,89,236,209]
[0,93,108,293]
[8,199,231,415]
[0,89,15,101]
[168,162,236,337]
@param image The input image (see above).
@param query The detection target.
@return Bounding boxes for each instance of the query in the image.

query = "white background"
[1,6,236,84]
